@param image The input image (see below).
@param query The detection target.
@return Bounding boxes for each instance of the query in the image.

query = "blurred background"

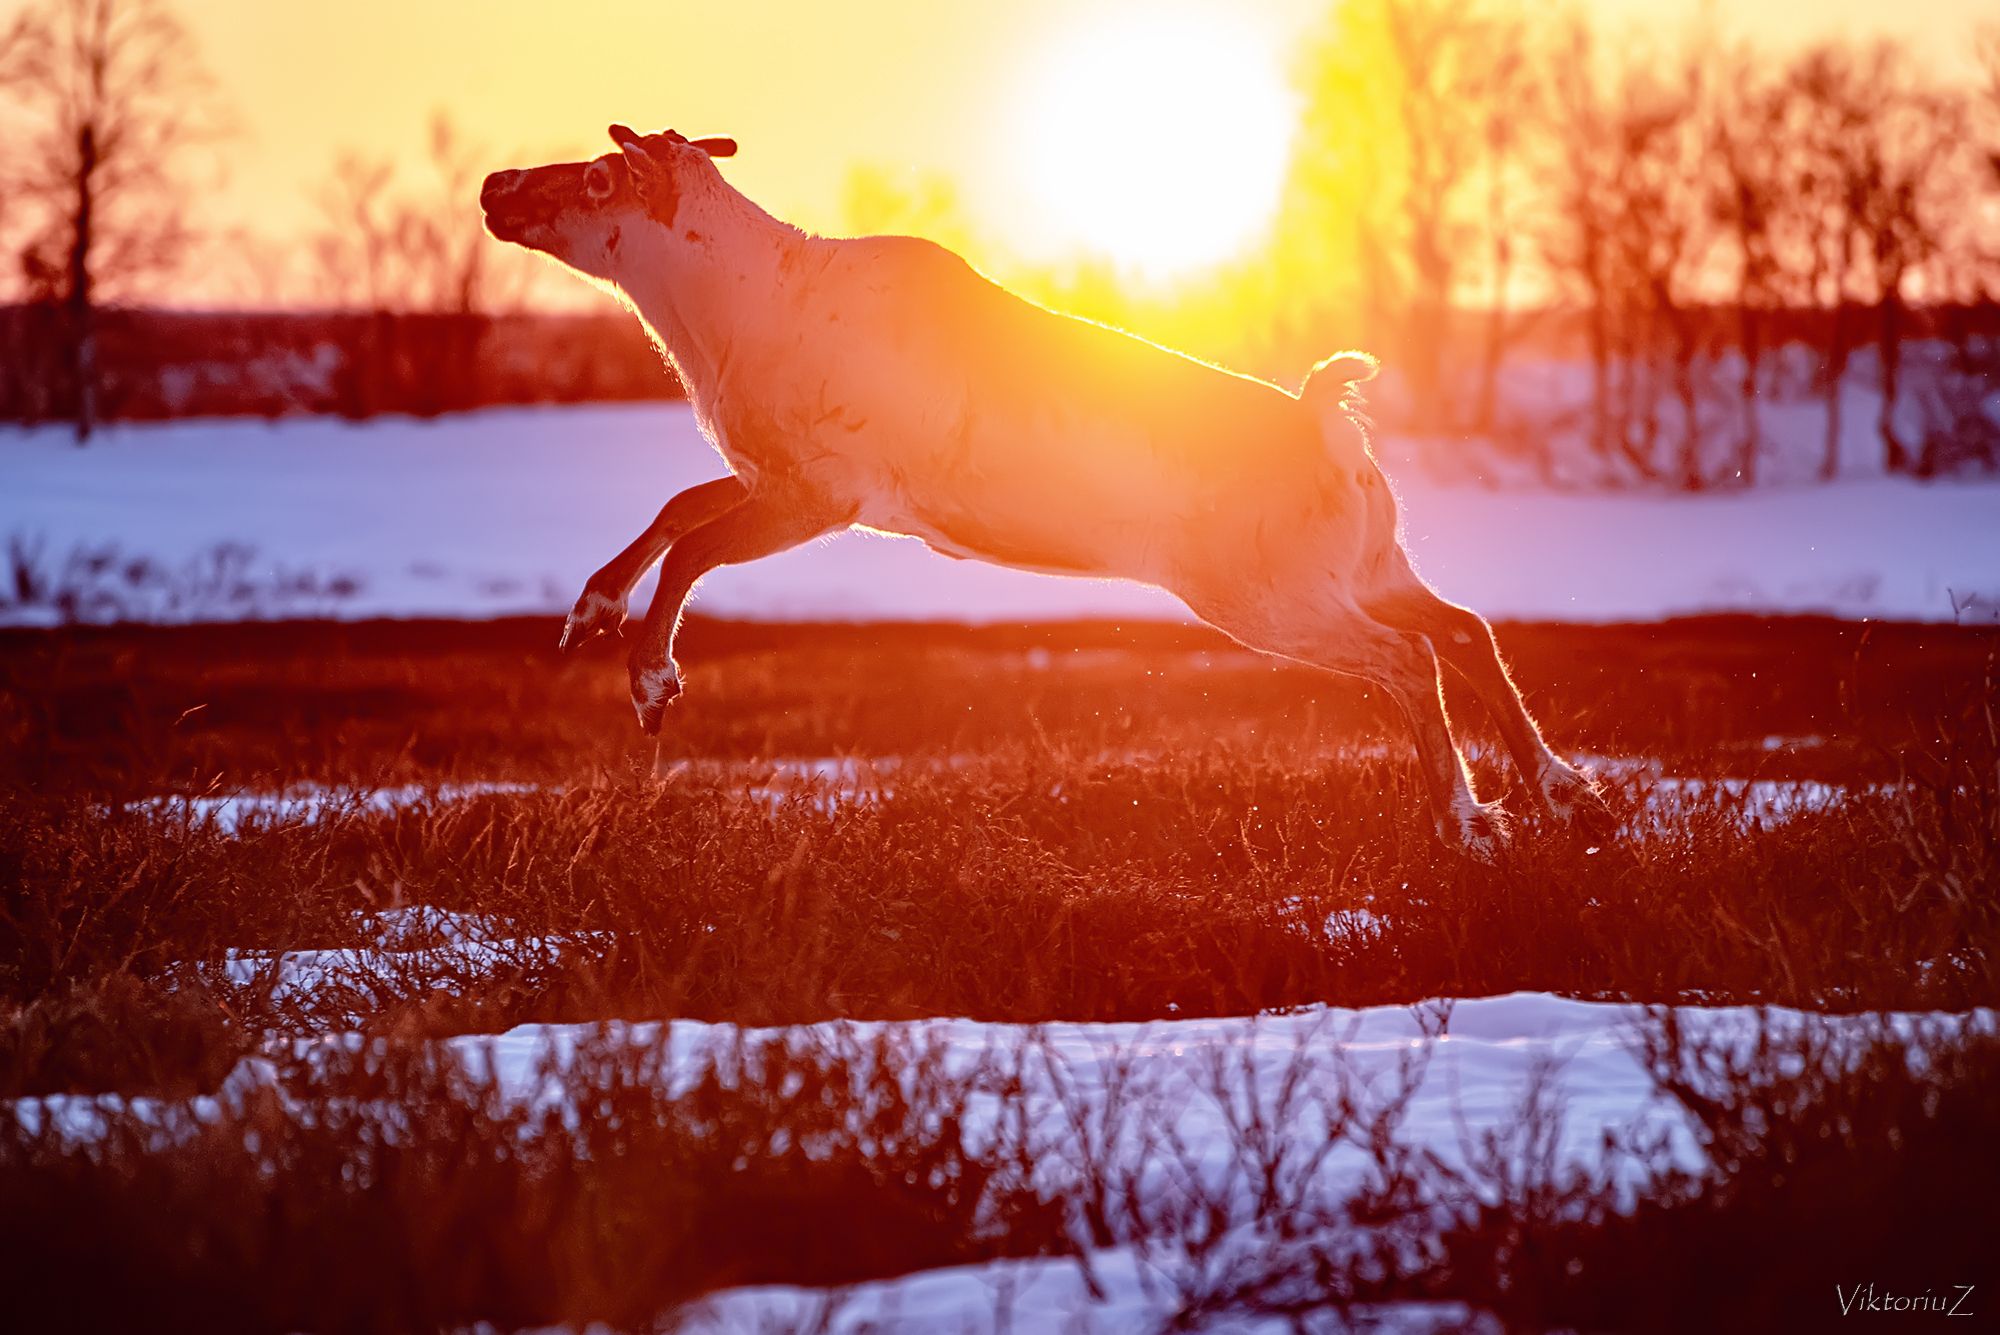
[1,0,1997,639]
[0,0,1992,483]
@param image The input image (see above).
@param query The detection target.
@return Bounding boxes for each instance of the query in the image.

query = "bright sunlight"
[1005,7,1299,282]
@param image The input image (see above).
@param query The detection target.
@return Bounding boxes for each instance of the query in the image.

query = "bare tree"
[1615,54,1712,489]
[1466,10,1538,432]
[311,154,398,313]
[1537,24,1714,486]
[1980,29,2000,190]
[1836,44,1957,474]
[312,113,525,317]
[307,112,538,416]
[1708,47,1791,486]
[0,20,28,250]
[1538,20,1619,472]
[1,0,218,441]
[1291,0,1505,434]
[1775,44,1877,480]
[1269,3,2000,487]
[1378,0,1485,433]
[1907,30,2000,476]
[0,21,36,414]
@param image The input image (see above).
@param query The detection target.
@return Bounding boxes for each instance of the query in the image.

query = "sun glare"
[1006,8,1298,283]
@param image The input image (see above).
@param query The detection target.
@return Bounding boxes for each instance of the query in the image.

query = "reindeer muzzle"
[480,170,536,241]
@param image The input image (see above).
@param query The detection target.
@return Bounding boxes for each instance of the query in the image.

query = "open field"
[4,613,1997,1329]
[10,611,1995,787]
[7,612,1998,1026]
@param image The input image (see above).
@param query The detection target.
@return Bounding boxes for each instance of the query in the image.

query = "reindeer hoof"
[1542,763,1617,840]
[630,661,682,735]
[560,588,626,653]
[1444,800,1513,865]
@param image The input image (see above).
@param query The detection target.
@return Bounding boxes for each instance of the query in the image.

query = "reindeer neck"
[622,186,803,407]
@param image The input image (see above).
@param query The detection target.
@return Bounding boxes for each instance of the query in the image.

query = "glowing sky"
[0,0,1986,301]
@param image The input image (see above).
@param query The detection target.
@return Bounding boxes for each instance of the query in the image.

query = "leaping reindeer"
[480,125,1609,858]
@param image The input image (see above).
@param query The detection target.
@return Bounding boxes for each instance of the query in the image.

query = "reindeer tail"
[1299,350,1379,447]
[1298,350,1378,411]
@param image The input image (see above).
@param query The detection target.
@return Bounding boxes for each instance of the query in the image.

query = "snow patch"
[4,404,1997,626]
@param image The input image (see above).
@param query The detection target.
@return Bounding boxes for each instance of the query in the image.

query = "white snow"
[127,781,541,834]
[9,879,1988,1332]
[680,1256,1501,1333]
[10,983,1988,1330]
[124,752,1873,844]
[452,993,1990,1332]
[444,991,1684,1161]
[122,758,899,835]
[4,403,1996,626]
[1582,754,1865,831]
[216,906,586,1018]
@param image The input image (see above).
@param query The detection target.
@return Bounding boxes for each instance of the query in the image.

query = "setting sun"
[1004,7,1299,282]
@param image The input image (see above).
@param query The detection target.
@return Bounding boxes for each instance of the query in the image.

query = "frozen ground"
[10,903,1988,1332]
[127,744,1864,844]
[5,403,1998,626]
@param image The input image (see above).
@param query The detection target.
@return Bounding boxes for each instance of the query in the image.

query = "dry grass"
[3,999,1993,1331]
[0,1028,1071,1332]
[3,752,1995,1053]
[3,614,1983,793]
[2,615,1995,1090]
[1,613,1996,1329]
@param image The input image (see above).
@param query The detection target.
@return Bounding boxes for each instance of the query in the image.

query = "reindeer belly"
[873,506,1121,579]
[856,419,1192,586]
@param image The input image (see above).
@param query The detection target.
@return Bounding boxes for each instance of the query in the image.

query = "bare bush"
[309,112,537,415]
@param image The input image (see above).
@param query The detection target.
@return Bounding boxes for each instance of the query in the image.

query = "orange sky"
[0,0,1988,302]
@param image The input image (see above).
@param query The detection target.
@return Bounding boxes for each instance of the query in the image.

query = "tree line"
[1279,1,2000,485]
[0,0,549,432]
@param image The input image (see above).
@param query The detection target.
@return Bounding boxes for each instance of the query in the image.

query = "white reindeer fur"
[481,132,1608,857]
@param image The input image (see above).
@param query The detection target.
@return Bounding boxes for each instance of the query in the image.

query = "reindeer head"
[480,126,738,280]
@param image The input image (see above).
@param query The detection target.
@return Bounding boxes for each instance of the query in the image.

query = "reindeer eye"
[585,160,616,200]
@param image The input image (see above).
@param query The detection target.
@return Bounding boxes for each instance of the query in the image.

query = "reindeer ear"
[615,130,661,181]
[611,129,680,218]
[691,136,737,158]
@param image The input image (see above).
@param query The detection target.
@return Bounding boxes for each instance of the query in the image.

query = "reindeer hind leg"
[1362,555,1612,836]
[1193,588,1509,862]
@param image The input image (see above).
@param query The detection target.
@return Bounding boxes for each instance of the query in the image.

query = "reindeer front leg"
[561,476,750,651]
[625,490,849,733]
